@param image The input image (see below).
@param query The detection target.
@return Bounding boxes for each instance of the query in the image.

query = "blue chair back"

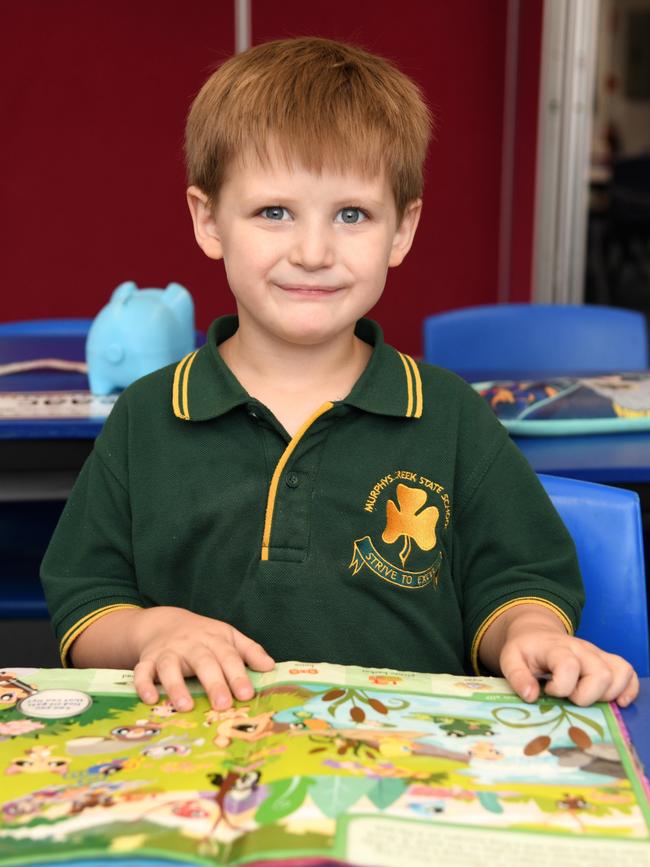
[0,318,93,336]
[423,304,649,378]
[539,473,649,676]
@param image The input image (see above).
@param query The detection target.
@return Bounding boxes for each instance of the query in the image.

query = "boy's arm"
[478,602,639,707]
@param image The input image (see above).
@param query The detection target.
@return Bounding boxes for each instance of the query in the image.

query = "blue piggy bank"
[86,281,195,395]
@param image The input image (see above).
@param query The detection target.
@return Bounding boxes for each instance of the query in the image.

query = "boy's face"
[187,152,421,349]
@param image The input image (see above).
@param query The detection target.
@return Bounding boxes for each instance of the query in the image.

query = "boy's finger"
[233,631,275,671]
[536,645,582,699]
[133,659,159,705]
[189,650,236,710]
[616,669,640,707]
[547,648,606,705]
[499,647,540,702]
[216,646,256,703]
[601,659,637,704]
[155,654,194,712]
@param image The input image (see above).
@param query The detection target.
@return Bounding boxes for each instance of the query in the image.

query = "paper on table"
[0,390,116,419]
[0,358,88,376]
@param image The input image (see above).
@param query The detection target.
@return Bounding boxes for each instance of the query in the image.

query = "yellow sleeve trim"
[172,350,198,420]
[59,604,142,667]
[470,597,574,675]
[397,352,423,418]
[261,402,334,561]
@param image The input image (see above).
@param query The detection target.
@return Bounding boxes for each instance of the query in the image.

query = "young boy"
[41,37,638,714]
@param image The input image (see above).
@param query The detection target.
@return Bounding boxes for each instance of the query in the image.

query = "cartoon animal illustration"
[453,680,494,692]
[0,719,45,738]
[467,741,503,761]
[5,745,70,776]
[407,712,496,738]
[2,786,63,819]
[205,769,268,834]
[557,793,589,811]
[205,707,278,749]
[0,674,37,710]
[66,721,162,756]
[111,722,161,742]
[86,757,141,777]
[149,700,178,719]
[69,787,116,814]
[141,734,204,759]
[172,799,210,819]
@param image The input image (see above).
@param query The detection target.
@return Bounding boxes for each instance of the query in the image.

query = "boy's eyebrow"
[242,193,389,210]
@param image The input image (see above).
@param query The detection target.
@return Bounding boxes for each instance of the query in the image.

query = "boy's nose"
[288,223,335,270]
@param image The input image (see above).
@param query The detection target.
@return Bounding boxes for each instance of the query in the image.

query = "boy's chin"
[278,315,362,347]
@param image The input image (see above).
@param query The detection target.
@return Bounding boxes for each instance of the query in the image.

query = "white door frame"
[532,0,600,304]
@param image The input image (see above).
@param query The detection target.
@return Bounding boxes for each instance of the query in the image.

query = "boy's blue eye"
[336,207,366,224]
[261,206,288,220]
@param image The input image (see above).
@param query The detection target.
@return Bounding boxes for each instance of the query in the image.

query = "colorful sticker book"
[0,662,649,866]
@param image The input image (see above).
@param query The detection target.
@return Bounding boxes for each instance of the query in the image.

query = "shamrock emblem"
[382,483,439,568]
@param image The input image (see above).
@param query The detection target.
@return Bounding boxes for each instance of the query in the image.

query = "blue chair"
[423,304,649,379]
[540,473,649,676]
[0,318,94,336]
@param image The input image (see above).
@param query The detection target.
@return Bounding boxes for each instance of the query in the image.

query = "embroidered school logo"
[350,471,450,590]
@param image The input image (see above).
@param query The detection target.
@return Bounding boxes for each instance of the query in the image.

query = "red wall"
[510,0,545,302]
[1,1,543,356]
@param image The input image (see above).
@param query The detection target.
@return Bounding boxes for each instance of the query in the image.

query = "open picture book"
[0,661,648,866]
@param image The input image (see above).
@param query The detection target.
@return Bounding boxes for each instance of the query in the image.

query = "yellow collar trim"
[172,350,199,420]
[397,352,423,418]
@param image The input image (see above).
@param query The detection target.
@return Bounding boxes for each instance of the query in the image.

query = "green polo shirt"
[41,317,584,673]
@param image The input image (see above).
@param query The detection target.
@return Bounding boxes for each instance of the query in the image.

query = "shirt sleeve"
[40,394,143,665]
[451,388,585,674]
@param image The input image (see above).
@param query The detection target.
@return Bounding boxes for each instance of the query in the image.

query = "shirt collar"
[171,315,423,422]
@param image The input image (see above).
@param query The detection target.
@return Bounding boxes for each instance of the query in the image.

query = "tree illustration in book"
[0,663,649,866]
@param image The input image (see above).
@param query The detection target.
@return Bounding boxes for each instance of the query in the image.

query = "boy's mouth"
[278,284,341,297]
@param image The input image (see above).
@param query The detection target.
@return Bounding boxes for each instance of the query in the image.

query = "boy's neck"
[218,321,372,436]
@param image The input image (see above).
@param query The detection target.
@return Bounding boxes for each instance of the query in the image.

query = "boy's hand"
[479,604,639,707]
[130,607,275,711]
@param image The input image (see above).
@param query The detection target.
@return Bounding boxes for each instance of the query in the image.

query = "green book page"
[0,661,648,866]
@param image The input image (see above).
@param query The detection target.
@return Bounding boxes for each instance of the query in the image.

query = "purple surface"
[621,677,650,776]
[0,335,86,363]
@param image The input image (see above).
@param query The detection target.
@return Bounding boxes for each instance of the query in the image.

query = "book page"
[0,662,647,866]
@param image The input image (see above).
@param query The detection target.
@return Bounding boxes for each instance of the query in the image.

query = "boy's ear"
[388,199,423,268]
[186,186,224,261]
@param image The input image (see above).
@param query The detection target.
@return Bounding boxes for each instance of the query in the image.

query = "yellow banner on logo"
[349,536,440,589]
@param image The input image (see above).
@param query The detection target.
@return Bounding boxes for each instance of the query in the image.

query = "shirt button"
[285,471,300,488]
